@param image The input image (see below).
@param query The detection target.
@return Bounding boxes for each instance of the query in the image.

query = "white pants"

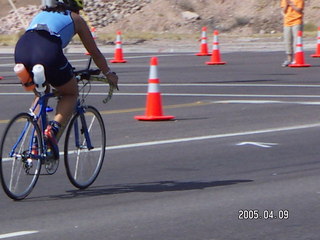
[283,24,303,55]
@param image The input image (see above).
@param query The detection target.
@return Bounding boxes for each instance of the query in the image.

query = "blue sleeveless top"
[27,11,75,48]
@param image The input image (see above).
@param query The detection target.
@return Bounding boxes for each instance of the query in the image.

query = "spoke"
[74,148,81,180]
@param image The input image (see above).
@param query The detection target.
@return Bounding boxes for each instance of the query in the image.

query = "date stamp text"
[238,209,289,220]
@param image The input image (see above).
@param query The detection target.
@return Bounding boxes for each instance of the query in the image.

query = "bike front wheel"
[0,113,42,200]
[64,106,106,189]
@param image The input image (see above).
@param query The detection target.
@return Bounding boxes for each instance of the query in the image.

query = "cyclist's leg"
[54,77,79,127]
[41,35,78,136]
[43,77,78,160]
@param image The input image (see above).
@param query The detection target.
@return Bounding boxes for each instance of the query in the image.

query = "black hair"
[42,2,80,14]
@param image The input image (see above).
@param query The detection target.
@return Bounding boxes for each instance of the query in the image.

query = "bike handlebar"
[73,69,101,80]
[74,68,114,104]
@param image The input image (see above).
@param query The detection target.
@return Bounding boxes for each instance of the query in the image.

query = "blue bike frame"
[8,92,54,160]
[73,101,94,150]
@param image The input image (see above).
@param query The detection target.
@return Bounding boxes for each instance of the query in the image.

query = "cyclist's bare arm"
[71,12,118,89]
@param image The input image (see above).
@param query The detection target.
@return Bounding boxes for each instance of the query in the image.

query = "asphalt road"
[0,48,320,239]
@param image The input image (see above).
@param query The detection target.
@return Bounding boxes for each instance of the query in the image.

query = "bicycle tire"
[64,106,106,189]
[0,113,42,200]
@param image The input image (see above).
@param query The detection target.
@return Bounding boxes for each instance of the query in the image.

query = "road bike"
[0,57,114,200]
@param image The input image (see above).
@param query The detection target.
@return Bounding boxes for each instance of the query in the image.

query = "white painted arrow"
[236,142,278,148]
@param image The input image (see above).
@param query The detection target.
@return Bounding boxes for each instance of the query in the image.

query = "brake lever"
[102,85,114,104]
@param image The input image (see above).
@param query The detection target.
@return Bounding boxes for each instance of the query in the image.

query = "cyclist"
[14,0,118,159]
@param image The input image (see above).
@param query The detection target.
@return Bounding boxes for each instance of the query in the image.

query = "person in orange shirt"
[280,0,304,67]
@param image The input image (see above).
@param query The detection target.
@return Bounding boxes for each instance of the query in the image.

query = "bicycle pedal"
[25,158,33,169]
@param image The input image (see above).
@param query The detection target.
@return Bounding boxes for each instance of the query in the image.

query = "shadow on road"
[39,179,253,200]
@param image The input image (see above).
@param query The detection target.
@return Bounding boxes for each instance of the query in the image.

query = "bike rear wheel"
[64,106,106,189]
[0,113,42,200]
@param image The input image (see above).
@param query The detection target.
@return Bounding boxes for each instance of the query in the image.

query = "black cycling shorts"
[14,30,74,87]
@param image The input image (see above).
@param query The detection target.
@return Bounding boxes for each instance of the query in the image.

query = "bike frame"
[72,101,94,150]
[9,89,95,164]
[30,92,55,131]
[9,118,34,158]
[7,92,52,161]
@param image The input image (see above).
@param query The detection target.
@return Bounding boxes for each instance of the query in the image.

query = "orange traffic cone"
[311,27,320,58]
[110,31,127,63]
[206,30,226,65]
[85,27,97,55]
[289,31,311,67]
[196,27,211,56]
[134,57,175,121]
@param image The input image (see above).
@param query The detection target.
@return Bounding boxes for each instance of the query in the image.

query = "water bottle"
[32,64,47,92]
[14,63,35,91]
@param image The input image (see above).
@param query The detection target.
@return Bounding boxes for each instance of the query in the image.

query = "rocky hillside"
[0,0,319,36]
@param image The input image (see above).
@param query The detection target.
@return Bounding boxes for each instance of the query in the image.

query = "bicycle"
[0,57,115,200]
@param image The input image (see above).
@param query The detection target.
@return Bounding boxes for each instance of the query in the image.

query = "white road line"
[1,92,320,101]
[0,93,34,95]
[118,53,194,59]
[118,83,320,88]
[0,231,38,239]
[113,92,320,99]
[2,83,320,89]
[214,100,320,105]
[216,100,282,104]
[56,123,320,156]
[106,123,320,150]
[2,122,318,162]
[0,53,194,67]
[236,141,279,148]
[0,63,15,67]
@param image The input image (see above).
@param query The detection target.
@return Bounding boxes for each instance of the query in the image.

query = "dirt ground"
[0,0,319,36]
[109,0,320,35]
[0,0,36,17]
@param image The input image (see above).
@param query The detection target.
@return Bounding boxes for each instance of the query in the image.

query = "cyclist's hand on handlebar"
[105,71,119,91]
